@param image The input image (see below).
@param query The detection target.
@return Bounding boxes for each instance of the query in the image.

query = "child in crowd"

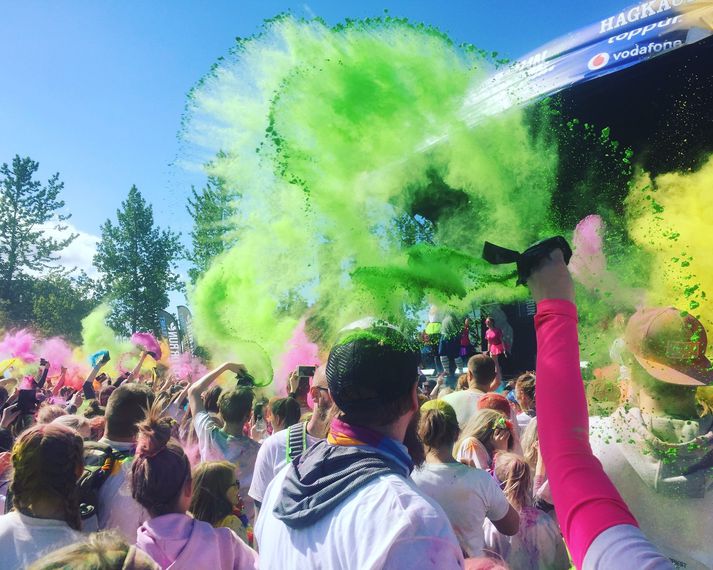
[483,452,569,570]
[412,400,519,557]
[28,531,159,570]
[520,418,555,519]
[190,460,250,544]
[456,409,515,470]
[266,396,301,433]
[0,423,85,569]
[130,407,257,569]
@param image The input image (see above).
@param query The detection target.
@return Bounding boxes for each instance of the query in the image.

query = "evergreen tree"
[186,175,237,284]
[0,156,76,318]
[31,272,100,343]
[94,185,182,336]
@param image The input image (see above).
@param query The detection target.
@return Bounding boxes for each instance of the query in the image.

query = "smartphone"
[297,366,316,378]
[18,389,38,414]
[295,365,315,399]
[82,381,96,400]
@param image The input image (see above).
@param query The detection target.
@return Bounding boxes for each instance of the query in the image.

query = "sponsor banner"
[176,305,196,355]
[158,310,183,361]
[460,0,713,125]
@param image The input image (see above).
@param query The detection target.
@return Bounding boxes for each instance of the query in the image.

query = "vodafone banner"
[461,0,713,125]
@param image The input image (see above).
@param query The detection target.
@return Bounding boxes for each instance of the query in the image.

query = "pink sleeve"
[535,299,638,569]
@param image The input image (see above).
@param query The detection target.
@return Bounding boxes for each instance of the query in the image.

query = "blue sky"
[0,0,628,292]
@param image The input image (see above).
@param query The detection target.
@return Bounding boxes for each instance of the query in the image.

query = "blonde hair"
[36,405,68,425]
[520,416,539,472]
[456,409,508,457]
[28,531,159,569]
[457,374,469,391]
[494,452,533,512]
[52,414,92,439]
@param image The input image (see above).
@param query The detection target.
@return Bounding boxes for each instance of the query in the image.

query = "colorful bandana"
[328,417,414,474]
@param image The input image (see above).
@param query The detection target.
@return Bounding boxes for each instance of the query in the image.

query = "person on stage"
[485,317,506,386]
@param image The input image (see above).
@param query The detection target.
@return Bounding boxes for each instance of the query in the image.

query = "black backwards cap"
[326,326,420,414]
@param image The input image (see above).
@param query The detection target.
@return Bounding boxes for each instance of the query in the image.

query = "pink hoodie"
[136,513,258,570]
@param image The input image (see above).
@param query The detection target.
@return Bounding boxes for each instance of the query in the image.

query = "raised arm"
[127,351,149,382]
[34,359,50,389]
[83,354,109,400]
[527,250,670,569]
[51,366,68,397]
[188,362,246,416]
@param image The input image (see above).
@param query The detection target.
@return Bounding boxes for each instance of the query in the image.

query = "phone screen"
[297,365,316,378]
[18,389,38,414]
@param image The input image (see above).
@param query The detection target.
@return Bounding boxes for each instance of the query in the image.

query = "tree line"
[0,155,236,342]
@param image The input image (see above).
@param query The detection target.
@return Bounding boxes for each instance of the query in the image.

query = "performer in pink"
[485,317,506,385]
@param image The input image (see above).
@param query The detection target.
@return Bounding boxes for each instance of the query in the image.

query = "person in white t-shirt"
[411,399,518,557]
[514,372,536,433]
[255,327,464,569]
[188,362,261,525]
[590,306,713,569]
[248,366,333,517]
[442,354,498,429]
[0,423,85,570]
[96,383,154,541]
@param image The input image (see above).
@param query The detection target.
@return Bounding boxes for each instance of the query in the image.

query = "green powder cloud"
[185,15,559,362]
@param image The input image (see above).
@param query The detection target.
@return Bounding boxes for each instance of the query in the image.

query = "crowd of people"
[0,248,706,569]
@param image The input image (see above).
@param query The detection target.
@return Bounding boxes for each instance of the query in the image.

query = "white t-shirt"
[484,506,569,570]
[516,411,533,434]
[441,389,485,428]
[0,511,84,569]
[411,462,510,557]
[248,424,321,505]
[256,463,464,569]
[194,411,261,522]
[96,438,148,542]
[590,414,713,569]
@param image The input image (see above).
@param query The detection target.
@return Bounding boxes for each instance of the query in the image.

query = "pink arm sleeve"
[535,299,638,568]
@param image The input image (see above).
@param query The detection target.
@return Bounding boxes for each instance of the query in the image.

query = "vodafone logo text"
[587,52,610,70]
[612,39,683,61]
[587,39,683,72]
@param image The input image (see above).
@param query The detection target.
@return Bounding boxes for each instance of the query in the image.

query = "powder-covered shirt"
[441,389,485,429]
[248,424,321,506]
[194,411,261,523]
[411,462,510,557]
[96,438,148,542]
[484,506,569,570]
[590,411,713,569]
[256,454,464,569]
[0,511,84,569]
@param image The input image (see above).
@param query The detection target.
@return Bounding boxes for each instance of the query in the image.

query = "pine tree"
[94,185,182,336]
[186,175,237,284]
[0,156,77,318]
